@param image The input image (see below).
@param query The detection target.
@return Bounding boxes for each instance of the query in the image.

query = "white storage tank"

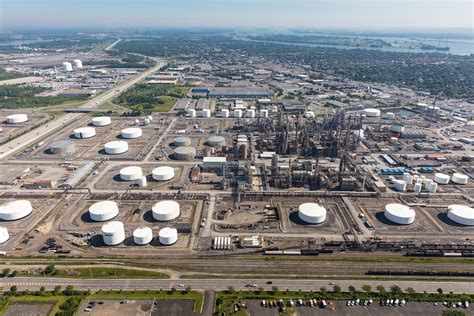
[89,201,119,222]
[133,227,153,245]
[0,227,9,244]
[187,109,196,117]
[247,109,255,118]
[0,200,33,221]
[298,203,327,224]
[73,127,96,139]
[152,200,180,221]
[234,109,243,118]
[101,221,125,246]
[6,114,28,124]
[384,203,415,225]
[62,62,73,72]
[174,136,191,147]
[73,59,83,69]
[159,227,178,245]
[207,135,226,147]
[174,147,196,161]
[384,112,395,120]
[416,103,428,111]
[363,108,381,117]
[121,127,142,139]
[390,124,405,133]
[414,182,422,193]
[452,173,469,185]
[49,140,75,154]
[447,205,474,226]
[92,116,111,126]
[434,173,450,185]
[120,166,143,181]
[392,179,407,192]
[104,141,128,155]
[136,176,147,187]
[221,108,229,118]
[259,109,269,118]
[427,182,438,193]
[202,109,211,118]
[152,166,175,181]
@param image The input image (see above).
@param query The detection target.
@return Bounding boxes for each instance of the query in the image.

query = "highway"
[1,277,473,294]
[0,58,166,160]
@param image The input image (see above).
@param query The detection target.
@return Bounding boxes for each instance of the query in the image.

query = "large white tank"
[121,127,142,139]
[452,173,469,185]
[402,173,413,185]
[101,221,125,246]
[6,114,28,124]
[187,109,196,117]
[89,201,119,222]
[202,109,211,118]
[390,124,405,133]
[234,109,243,118]
[174,136,192,147]
[73,59,83,69]
[0,200,33,221]
[62,62,73,72]
[152,166,175,181]
[73,127,96,139]
[152,201,180,221]
[260,109,269,118]
[363,108,381,117]
[120,166,143,181]
[133,227,153,245]
[91,116,111,126]
[104,141,128,155]
[159,227,178,245]
[416,103,428,111]
[447,205,474,226]
[221,109,229,118]
[174,147,196,161]
[207,135,226,147]
[0,227,9,244]
[427,182,438,193]
[384,203,415,225]
[247,109,255,118]
[49,140,75,154]
[392,179,407,192]
[298,203,327,224]
[414,182,422,193]
[434,173,450,185]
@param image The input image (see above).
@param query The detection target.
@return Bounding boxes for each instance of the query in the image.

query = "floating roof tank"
[73,59,83,68]
[49,140,75,154]
[392,179,407,191]
[101,221,125,246]
[173,136,191,147]
[6,114,28,124]
[434,173,450,185]
[62,62,73,72]
[91,116,111,126]
[174,147,196,161]
[447,205,474,226]
[298,203,327,224]
[363,108,381,117]
[0,227,9,244]
[452,173,469,185]
[89,201,119,222]
[133,227,153,245]
[152,201,180,221]
[0,200,33,221]
[73,127,96,139]
[207,135,226,147]
[159,227,178,245]
[384,203,415,225]
[120,166,143,181]
[104,141,128,155]
[152,166,175,181]
[121,127,142,139]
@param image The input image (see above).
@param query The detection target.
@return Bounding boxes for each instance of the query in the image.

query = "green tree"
[390,285,402,294]
[406,287,416,295]
[63,285,75,296]
[348,285,356,293]
[53,285,61,295]
[376,285,386,294]
[333,285,341,293]
[9,285,17,295]
[437,288,444,295]
[227,286,235,294]
[44,264,55,275]
[362,284,372,293]
[1,268,10,277]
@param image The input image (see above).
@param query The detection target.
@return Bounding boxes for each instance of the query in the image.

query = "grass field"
[19,267,169,279]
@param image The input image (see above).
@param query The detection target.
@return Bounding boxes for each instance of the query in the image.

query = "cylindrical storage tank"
[49,140,75,154]
[104,141,128,154]
[221,109,229,118]
[0,200,32,221]
[0,227,9,244]
[424,179,433,188]
[159,227,178,245]
[384,203,415,225]
[101,221,125,246]
[152,201,180,221]
[202,109,211,118]
[147,115,153,121]
[384,112,395,120]
[363,108,381,117]
[152,166,175,181]
[174,147,196,161]
[89,201,119,222]
[447,205,474,226]
[92,116,111,126]
[173,136,191,147]
[427,182,438,193]
[404,175,413,185]
[390,124,405,133]
[416,103,428,111]
[187,109,196,117]
[136,176,147,187]
[414,182,422,193]
[298,203,327,224]
[62,62,73,72]
[393,179,407,192]
[133,227,152,245]
[119,166,143,181]
[260,109,269,118]
[207,135,226,147]
[234,109,243,118]
[134,119,140,125]
[73,127,96,139]
[6,114,28,124]
[247,109,255,118]
[452,173,469,185]
[73,59,83,68]
[434,173,450,185]
[121,127,142,139]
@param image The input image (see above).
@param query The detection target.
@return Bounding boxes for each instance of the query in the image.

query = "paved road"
[1,277,473,294]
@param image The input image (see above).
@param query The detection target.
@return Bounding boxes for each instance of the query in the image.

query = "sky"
[0,0,472,30]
